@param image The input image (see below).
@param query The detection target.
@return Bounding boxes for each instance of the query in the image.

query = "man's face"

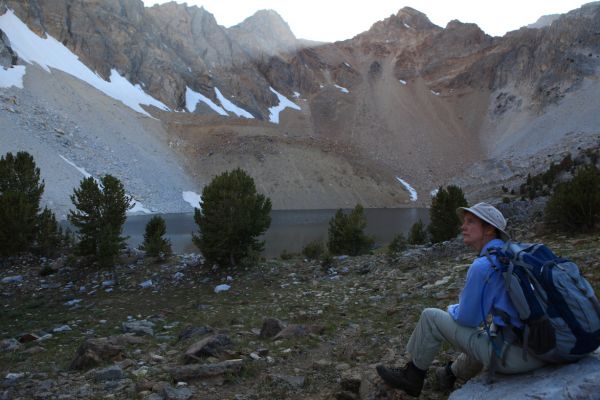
[461,212,486,250]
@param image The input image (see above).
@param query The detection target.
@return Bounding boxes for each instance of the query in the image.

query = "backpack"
[485,242,600,364]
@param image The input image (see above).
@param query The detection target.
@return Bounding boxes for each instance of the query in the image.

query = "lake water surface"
[123,208,430,258]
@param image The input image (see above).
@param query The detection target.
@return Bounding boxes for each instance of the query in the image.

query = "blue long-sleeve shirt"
[447,239,523,328]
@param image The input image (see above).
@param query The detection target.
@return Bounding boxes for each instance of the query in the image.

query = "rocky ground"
[1,212,599,400]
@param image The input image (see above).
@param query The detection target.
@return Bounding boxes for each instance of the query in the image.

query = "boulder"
[184,334,232,363]
[122,320,155,336]
[259,318,285,338]
[449,351,600,400]
[69,337,124,370]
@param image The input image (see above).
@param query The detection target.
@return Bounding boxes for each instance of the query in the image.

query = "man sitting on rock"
[376,202,545,397]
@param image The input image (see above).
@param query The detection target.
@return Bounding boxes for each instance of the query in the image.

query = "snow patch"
[334,84,349,93]
[0,65,26,88]
[129,201,151,214]
[182,191,202,209]
[430,90,440,96]
[268,87,301,124]
[430,188,439,198]
[293,91,301,98]
[343,62,351,68]
[403,22,412,29]
[185,86,227,115]
[399,79,407,85]
[59,155,92,178]
[214,87,254,118]
[0,10,169,117]
[395,177,418,202]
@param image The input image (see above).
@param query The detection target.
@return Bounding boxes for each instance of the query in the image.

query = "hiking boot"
[434,362,456,392]
[376,361,426,397]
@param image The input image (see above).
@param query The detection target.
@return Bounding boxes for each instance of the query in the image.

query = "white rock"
[52,325,71,333]
[1,275,23,284]
[139,280,153,288]
[214,284,231,293]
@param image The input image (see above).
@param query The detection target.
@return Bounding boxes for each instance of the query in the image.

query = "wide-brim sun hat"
[456,202,510,241]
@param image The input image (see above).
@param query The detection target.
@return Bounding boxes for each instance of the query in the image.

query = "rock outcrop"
[450,350,600,400]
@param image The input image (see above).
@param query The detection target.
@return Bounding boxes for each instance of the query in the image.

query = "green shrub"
[387,233,407,257]
[327,204,374,256]
[302,240,325,260]
[280,249,294,260]
[320,251,334,269]
[408,220,427,245]
[69,175,132,267]
[34,207,64,258]
[544,165,600,232]
[428,185,467,243]
[139,215,172,258]
[502,196,511,204]
[0,151,44,257]
[193,168,272,268]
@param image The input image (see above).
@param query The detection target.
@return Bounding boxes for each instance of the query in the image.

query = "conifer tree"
[0,151,44,257]
[193,168,271,268]
[545,165,600,232]
[408,219,427,245]
[428,185,467,243]
[327,204,374,256]
[69,175,132,267]
[140,215,172,258]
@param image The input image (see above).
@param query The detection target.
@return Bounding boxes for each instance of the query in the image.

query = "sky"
[141,0,589,42]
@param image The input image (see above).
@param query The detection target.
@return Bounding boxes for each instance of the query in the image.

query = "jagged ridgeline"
[1,0,599,213]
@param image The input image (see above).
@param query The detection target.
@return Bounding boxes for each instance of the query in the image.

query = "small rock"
[0,339,20,352]
[163,385,193,400]
[184,334,232,363]
[214,284,230,293]
[52,325,71,333]
[1,276,23,284]
[4,373,24,381]
[269,374,305,389]
[122,320,155,336]
[139,280,153,289]
[90,365,123,382]
[178,325,213,342]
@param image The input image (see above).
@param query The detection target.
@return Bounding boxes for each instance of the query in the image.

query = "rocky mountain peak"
[227,9,299,58]
[395,7,438,30]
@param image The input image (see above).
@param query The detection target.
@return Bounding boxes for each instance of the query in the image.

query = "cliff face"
[1,0,599,208]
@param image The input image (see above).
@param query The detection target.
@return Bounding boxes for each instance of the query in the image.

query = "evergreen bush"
[327,204,374,256]
[408,220,427,245]
[193,168,272,268]
[428,185,467,243]
[302,240,325,260]
[544,165,600,232]
[69,175,132,267]
[387,233,407,257]
[140,215,171,258]
[0,151,44,257]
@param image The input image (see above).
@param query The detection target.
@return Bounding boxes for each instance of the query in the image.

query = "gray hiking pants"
[406,308,546,379]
